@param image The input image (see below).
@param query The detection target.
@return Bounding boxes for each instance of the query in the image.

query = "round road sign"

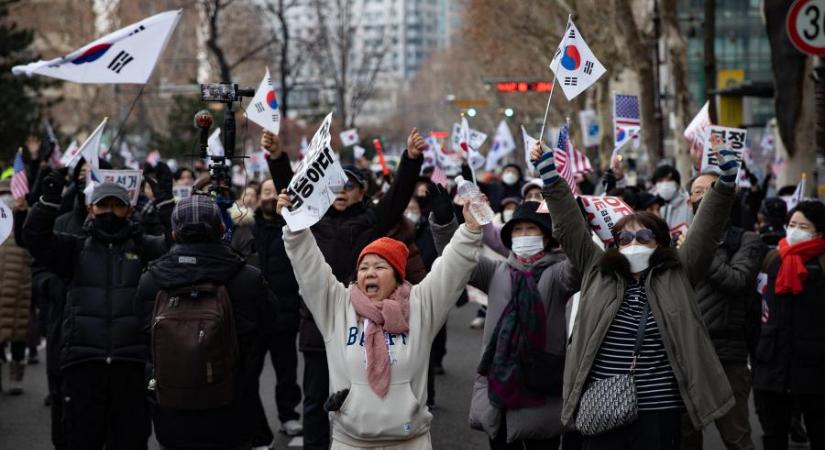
[788,0,825,56]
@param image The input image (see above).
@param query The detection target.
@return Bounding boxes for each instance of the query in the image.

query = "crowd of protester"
[0,128,823,450]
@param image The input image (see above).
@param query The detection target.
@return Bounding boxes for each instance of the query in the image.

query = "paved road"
[0,303,795,449]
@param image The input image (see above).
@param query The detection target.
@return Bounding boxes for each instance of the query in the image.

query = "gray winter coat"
[430,216,580,443]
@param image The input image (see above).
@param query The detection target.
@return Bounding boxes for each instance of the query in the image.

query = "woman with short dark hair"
[532,140,739,449]
[753,200,825,449]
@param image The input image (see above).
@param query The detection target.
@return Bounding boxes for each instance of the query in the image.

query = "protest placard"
[282,113,347,231]
[578,195,634,245]
[700,126,747,173]
[91,169,143,206]
[0,203,12,245]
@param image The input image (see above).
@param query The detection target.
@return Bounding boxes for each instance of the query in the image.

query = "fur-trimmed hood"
[598,246,681,279]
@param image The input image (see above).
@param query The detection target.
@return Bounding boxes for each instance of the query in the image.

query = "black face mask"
[260,198,277,216]
[93,212,128,235]
[692,198,703,215]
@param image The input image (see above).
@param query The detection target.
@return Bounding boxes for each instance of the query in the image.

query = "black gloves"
[601,169,617,194]
[430,183,455,225]
[145,162,174,203]
[324,389,350,412]
[41,170,66,205]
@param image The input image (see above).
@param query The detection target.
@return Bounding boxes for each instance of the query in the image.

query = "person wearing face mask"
[486,165,524,213]
[277,186,483,449]
[22,174,169,450]
[752,200,825,450]
[497,198,520,225]
[429,200,579,449]
[521,179,545,204]
[261,128,425,450]
[679,172,766,450]
[651,165,692,231]
[533,140,739,449]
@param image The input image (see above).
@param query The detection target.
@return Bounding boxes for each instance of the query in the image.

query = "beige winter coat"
[0,234,32,341]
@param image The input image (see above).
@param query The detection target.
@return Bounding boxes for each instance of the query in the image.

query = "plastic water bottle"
[455,176,494,225]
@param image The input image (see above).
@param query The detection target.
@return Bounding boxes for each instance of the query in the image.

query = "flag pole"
[538,14,573,144]
[109,85,147,155]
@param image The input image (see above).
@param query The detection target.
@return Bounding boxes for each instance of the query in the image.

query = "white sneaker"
[282,419,303,436]
[251,446,270,450]
[469,317,485,329]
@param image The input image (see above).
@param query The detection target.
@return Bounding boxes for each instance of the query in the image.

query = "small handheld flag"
[246,67,281,134]
[11,151,29,200]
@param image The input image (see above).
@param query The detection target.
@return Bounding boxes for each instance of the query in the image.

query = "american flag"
[11,151,29,200]
[554,124,577,191]
[430,165,448,188]
[569,145,593,175]
[614,94,641,126]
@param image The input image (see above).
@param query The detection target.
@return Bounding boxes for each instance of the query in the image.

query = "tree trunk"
[206,0,232,82]
[661,0,693,178]
[778,57,817,192]
[703,0,717,123]
[614,0,660,169]
[277,0,290,118]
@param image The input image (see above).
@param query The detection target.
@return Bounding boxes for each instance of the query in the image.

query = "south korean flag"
[246,67,281,135]
[549,19,606,101]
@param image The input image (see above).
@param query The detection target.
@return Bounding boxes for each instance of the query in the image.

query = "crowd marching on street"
[2,4,825,450]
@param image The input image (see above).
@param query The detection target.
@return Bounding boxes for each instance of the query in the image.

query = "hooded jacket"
[22,202,168,369]
[542,179,736,430]
[430,217,579,443]
[137,242,278,449]
[283,224,480,447]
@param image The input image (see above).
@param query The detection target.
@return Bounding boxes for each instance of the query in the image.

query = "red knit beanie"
[357,237,409,281]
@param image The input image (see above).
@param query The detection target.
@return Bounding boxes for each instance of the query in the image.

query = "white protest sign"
[0,203,13,246]
[684,101,711,159]
[87,169,143,206]
[282,113,347,231]
[700,126,747,173]
[173,185,192,202]
[579,195,634,245]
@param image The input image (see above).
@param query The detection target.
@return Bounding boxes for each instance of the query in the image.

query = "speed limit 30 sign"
[788,0,825,56]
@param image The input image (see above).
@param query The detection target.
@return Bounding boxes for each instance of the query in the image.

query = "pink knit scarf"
[350,281,412,398]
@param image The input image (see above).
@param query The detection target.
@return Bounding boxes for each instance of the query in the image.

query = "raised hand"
[711,136,740,184]
[406,128,428,160]
[462,196,486,233]
[531,141,560,187]
[275,189,292,216]
[41,169,66,204]
[261,131,283,159]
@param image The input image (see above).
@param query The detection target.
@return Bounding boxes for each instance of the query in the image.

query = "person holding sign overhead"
[277,179,483,449]
[532,139,739,449]
[260,127,427,450]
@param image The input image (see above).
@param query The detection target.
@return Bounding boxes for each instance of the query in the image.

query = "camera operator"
[23,174,169,450]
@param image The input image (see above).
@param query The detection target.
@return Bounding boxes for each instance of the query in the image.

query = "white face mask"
[786,227,815,245]
[511,235,544,258]
[620,244,656,273]
[656,181,678,202]
[502,209,514,223]
[404,211,420,224]
[502,171,519,186]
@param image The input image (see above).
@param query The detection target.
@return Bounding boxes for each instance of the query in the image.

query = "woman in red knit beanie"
[278,190,484,450]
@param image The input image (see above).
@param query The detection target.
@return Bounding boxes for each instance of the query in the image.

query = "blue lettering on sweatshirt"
[345,327,408,348]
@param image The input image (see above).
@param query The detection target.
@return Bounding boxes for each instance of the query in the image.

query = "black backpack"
[151,283,239,410]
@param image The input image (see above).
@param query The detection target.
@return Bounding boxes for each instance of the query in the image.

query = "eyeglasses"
[616,229,655,246]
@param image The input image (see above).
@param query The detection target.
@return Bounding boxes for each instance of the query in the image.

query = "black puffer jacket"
[693,227,766,363]
[138,242,277,449]
[754,248,825,395]
[22,202,167,369]
[231,209,300,330]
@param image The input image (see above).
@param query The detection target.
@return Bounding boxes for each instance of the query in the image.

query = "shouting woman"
[277,189,483,449]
